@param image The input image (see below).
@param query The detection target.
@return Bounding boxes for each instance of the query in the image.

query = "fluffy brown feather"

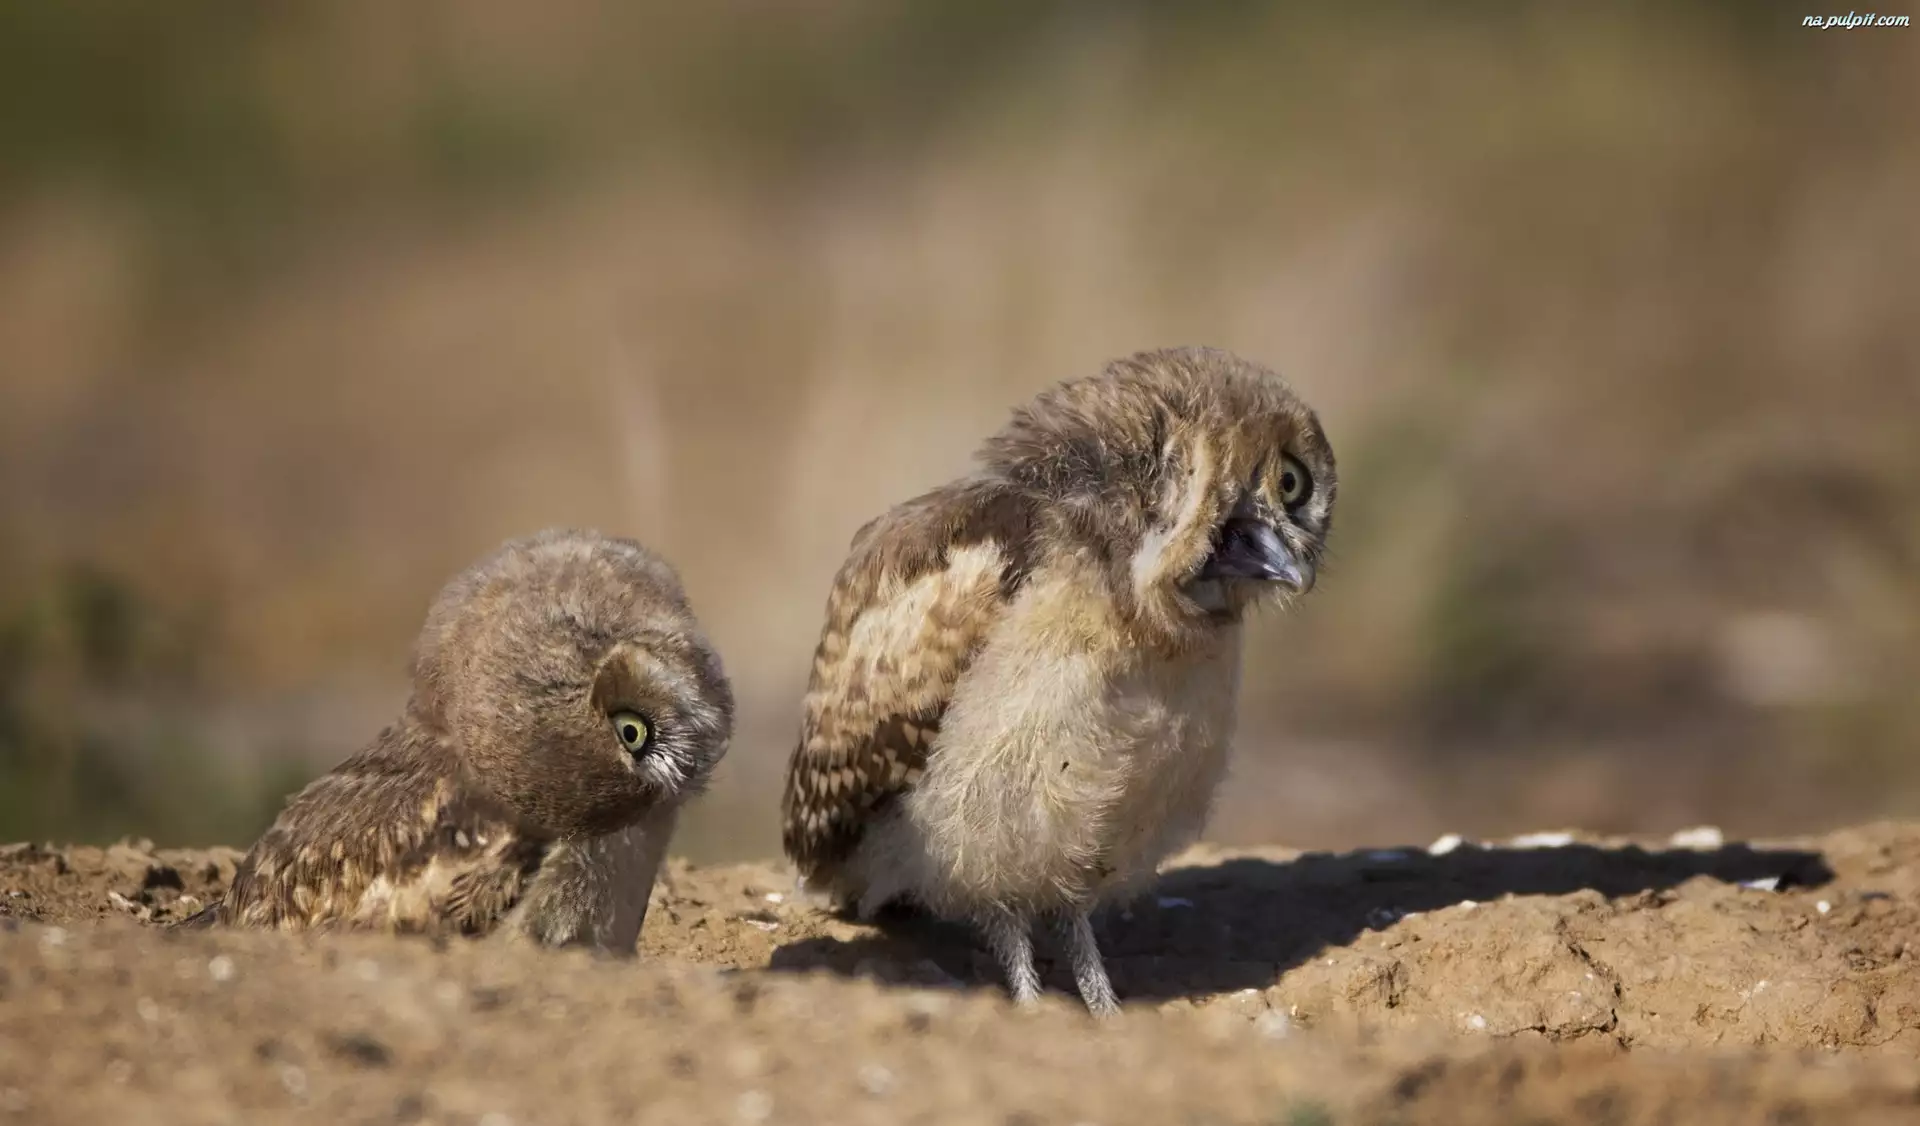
[196,723,546,934]
[779,346,1336,1016]
[195,528,733,950]
[781,479,1035,881]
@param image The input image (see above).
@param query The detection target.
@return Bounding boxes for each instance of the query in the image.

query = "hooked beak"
[1198,518,1313,593]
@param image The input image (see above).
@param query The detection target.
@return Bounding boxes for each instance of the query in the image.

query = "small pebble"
[1670,825,1725,850]
[1466,1013,1488,1031]
[1816,900,1832,915]
[1740,876,1782,892]
[857,1063,897,1096]
[1428,833,1465,856]
[1222,987,1267,1018]
[1508,831,1575,849]
[279,1064,308,1100]
[1457,900,1478,911]
[1253,1010,1292,1040]
[744,919,779,932]
[736,1090,774,1123]
[762,892,784,904]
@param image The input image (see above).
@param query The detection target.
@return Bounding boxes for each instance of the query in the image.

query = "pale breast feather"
[780,479,1037,878]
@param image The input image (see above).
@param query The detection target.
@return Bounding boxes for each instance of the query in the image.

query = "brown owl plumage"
[188,528,734,951]
[781,347,1336,1015]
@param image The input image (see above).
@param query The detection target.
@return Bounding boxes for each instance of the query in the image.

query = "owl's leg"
[980,908,1043,1007]
[1062,909,1120,1019]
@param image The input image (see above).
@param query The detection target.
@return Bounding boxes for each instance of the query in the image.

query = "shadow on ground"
[766,841,1834,1001]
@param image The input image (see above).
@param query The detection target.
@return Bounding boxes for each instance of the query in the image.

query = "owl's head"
[981,346,1337,649]
[408,529,734,838]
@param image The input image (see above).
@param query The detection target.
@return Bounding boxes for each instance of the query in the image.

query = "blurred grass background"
[1,1,1915,856]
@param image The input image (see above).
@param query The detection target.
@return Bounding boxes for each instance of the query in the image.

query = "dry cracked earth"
[4,822,1920,1125]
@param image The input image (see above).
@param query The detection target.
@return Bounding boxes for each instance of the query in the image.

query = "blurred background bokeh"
[2,1,1915,858]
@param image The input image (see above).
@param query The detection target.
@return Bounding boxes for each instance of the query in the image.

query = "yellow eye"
[610,711,651,754]
[1279,453,1312,507]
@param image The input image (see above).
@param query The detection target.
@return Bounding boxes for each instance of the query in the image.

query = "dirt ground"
[4,823,1920,1125]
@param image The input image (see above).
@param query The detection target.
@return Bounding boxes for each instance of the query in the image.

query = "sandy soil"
[4,823,1920,1124]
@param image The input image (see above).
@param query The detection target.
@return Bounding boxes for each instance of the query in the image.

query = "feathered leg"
[981,908,1043,1006]
[1062,909,1120,1018]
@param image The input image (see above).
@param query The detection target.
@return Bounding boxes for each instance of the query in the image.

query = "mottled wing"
[437,824,551,936]
[210,726,549,937]
[781,478,1036,881]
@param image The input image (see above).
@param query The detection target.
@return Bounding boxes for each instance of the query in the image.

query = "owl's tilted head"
[981,346,1337,648]
[407,528,734,838]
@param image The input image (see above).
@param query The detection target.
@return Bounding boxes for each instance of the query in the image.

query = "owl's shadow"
[764,840,1833,1002]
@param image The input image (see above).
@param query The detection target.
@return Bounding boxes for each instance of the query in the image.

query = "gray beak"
[1200,518,1312,593]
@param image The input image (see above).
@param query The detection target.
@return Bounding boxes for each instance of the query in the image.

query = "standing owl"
[781,347,1336,1015]
[194,528,733,951]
